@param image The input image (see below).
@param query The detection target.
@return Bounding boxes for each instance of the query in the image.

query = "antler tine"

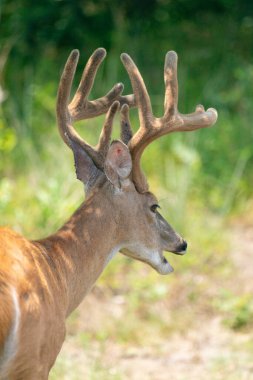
[69,47,106,117]
[121,53,153,127]
[164,51,178,119]
[119,103,149,192]
[96,100,120,161]
[56,49,80,148]
[120,104,133,145]
[175,106,218,132]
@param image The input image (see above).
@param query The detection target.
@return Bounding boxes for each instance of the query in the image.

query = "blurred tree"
[0,0,253,203]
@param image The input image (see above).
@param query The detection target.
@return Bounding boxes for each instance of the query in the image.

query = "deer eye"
[150,204,160,213]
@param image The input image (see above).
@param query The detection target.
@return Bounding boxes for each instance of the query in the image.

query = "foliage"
[215,290,253,330]
[0,2,253,379]
[1,0,253,212]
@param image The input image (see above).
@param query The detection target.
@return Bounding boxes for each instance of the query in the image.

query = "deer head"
[56,48,217,275]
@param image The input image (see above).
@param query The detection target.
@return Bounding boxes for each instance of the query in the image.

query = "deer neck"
[37,190,121,316]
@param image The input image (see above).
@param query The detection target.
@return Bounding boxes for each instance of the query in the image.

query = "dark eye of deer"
[150,204,160,213]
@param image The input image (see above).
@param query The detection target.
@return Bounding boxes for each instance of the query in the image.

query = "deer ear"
[104,140,132,188]
[71,141,102,188]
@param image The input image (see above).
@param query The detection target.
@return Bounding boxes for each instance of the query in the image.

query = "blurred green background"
[1,1,253,379]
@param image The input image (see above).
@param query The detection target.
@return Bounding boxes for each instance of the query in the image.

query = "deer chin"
[153,254,174,275]
[120,248,174,275]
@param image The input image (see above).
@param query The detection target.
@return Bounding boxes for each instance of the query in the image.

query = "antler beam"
[56,48,135,170]
[121,51,218,193]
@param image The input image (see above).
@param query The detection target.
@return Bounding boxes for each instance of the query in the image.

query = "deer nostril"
[172,239,188,255]
[180,239,187,252]
[181,240,187,252]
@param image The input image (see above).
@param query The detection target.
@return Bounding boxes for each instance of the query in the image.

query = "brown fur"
[0,228,67,379]
[0,180,185,379]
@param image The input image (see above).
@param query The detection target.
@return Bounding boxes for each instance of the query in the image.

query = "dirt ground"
[51,222,253,380]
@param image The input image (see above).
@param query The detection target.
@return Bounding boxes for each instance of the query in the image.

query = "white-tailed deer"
[0,48,217,379]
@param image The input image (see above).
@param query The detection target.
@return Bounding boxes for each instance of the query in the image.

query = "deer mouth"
[135,250,175,275]
[169,249,187,256]
[158,246,187,274]
[157,254,174,274]
[120,248,176,275]
[135,253,175,275]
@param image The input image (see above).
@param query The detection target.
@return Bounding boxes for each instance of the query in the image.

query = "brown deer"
[0,48,217,379]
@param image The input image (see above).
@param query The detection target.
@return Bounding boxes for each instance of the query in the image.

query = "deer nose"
[181,240,187,251]
[175,239,187,254]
